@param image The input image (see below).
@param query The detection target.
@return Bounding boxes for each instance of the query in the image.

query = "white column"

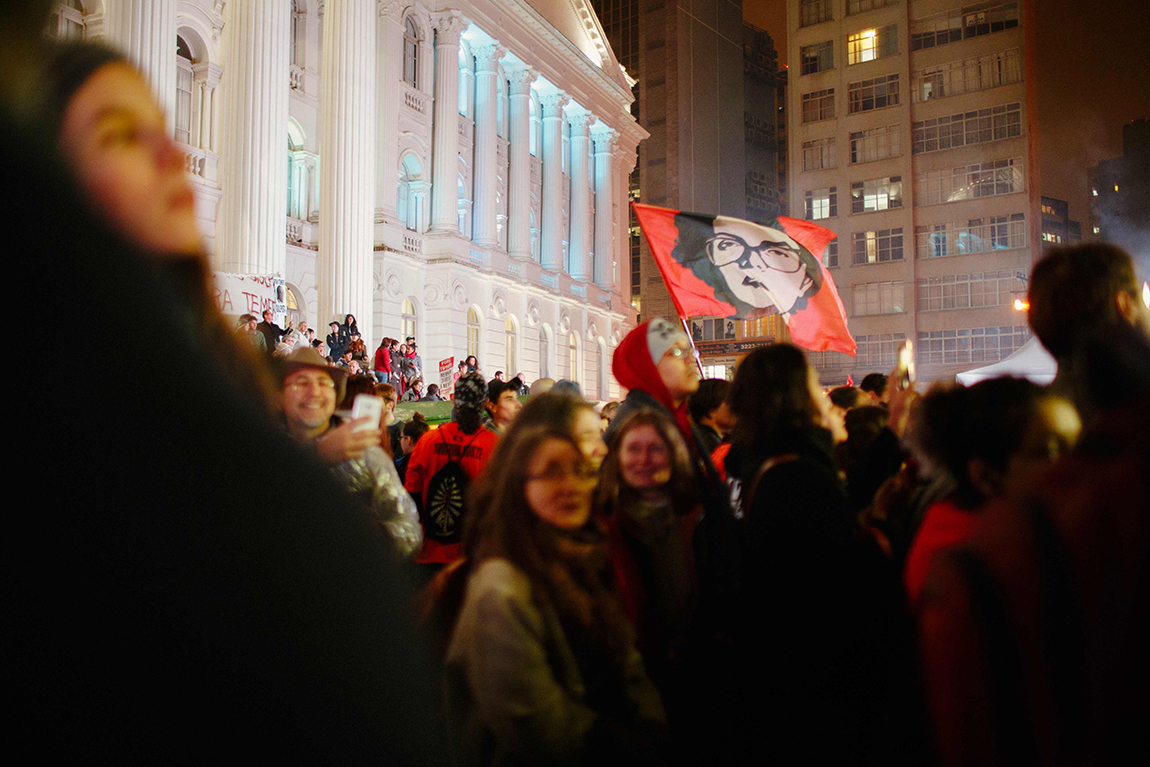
[193,64,221,152]
[540,92,568,272]
[429,11,465,233]
[472,44,505,248]
[375,1,405,222]
[318,0,377,348]
[507,68,536,261]
[215,0,290,276]
[593,129,618,290]
[567,111,593,282]
[103,0,177,125]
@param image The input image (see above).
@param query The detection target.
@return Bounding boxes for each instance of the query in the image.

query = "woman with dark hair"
[343,313,360,340]
[444,425,667,765]
[903,377,1080,605]
[38,41,276,413]
[597,410,700,693]
[464,354,479,374]
[512,392,608,469]
[725,343,916,764]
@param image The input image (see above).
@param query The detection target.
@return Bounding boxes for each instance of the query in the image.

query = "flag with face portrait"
[632,203,856,356]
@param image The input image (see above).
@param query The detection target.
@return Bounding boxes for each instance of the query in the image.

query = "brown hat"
[277,347,348,401]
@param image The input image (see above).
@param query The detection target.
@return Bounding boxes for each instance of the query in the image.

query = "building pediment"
[522,0,630,91]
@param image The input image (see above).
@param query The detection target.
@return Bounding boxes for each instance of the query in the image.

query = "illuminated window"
[403,18,419,88]
[823,238,839,268]
[467,307,480,358]
[852,228,904,264]
[804,187,837,220]
[568,332,579,383]
[847,25,897,65]
[402,298,417,341]
[505,317,517,374]
[850,176,902,213]
[915,214,1026,258]
[914,158,1024,206]
[290,1,300,66]
[175,37,194,145]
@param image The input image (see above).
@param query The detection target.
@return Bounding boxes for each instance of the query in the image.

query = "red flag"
[632,203,856,356]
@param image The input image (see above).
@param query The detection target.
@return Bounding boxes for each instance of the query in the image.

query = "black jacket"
[257,319,289,355]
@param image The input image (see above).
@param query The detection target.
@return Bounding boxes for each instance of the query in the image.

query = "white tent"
[956,337,1058,386]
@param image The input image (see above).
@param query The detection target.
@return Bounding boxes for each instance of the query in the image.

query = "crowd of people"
[7,13,1148,764]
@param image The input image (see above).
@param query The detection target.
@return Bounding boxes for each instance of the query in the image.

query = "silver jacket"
[331,445,423,559]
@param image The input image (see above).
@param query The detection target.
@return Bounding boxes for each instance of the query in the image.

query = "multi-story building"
[1039,196,1081,249]
[48,0,645,399]
[1087,118,1149,260]
[592,0,747,325]
[786,0,1041,384]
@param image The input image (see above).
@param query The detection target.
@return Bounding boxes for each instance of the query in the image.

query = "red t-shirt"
[904,498,978,606]
[404,421,498,563]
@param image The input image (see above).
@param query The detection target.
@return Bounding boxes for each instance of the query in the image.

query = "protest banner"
[212,273,287,328]
[439,357,455,397]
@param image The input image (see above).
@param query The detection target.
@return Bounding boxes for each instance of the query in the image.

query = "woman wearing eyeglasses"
[443,423,667,765]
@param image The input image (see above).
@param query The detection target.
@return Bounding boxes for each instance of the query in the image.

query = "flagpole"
[630,202,706,377]
[681,318,704,378]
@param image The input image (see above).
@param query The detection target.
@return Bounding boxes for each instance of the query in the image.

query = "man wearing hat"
[237,313,267,353]
[278,348,422,557]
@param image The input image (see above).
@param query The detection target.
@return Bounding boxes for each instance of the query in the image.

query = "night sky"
[743,0,1150,230]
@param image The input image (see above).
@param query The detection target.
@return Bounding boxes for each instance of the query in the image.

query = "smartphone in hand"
[350,394,383,431]
[896,340,915,388]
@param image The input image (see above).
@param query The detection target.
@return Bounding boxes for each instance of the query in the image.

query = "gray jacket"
[445,559,665,766]
[329,445,422,559]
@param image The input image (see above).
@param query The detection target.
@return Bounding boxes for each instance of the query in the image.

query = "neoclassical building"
[49,0,645,399]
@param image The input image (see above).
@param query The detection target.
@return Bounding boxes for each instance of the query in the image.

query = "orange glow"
[1014,299,1029,311]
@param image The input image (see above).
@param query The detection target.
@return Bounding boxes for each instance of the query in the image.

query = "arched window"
[568,332,579,384]
[530,208,539,262]
[467,307,481,359]
[458,175,470,235]
[46,0,85,39]
[402,298,417,341]
[403,18,419,88]
[285,282,305,328]
[540,324,552,379]
[398,154,423,231]
[290,1,300,66]
[174,36,194,145]
[505,316,517,375]
[597,338,609,400]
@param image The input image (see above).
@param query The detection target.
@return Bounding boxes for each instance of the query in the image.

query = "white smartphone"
[350,394,383,431]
